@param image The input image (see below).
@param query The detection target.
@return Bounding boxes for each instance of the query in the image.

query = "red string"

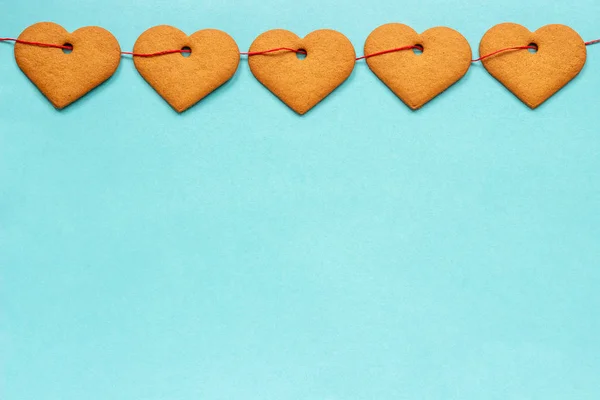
[356,45,423,60]
[121,49,190,57]
[2,36,599,62]
[0,37,73,50]
[240,47,307,56]
[471,45,537,62]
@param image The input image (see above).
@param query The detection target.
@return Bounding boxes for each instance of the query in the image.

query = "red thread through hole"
[356,44,423,60]
[0,38,73,50]
[239,47,307,56]
[121,48,191,57]
[471,45,538,62]
[62,42,73,54]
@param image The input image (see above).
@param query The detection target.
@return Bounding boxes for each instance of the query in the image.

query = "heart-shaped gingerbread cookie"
[133,26,240,113]
[364,23,472,109]
[248,29,355,115]
[479,23,586,108]
[14,22,121,109]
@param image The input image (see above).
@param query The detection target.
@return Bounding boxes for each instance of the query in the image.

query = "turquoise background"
[1,0,599,398]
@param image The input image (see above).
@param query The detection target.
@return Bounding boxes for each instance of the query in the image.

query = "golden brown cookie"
[14,22,121,109]
[248,29,355,115]
[133,26,240,113]
[479,23,586,108]
[364,23,472,109]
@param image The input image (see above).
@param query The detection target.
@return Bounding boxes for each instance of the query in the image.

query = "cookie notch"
[14,22,121,109]
[248,29,356,115]
[364,23,472,109]
[479,23,587,108]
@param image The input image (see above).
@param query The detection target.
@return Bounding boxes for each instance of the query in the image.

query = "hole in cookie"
[62,43,73,54]
[181,46,192,57]
[412,44,424,55]
[296,48,307,60]
[527,43,538,53]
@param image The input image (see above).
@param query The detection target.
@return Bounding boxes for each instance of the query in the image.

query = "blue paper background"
[1,0,600,399]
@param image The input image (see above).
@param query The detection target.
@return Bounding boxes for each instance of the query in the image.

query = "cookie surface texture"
[479,23,586,108]
[14,22,121,109]
[248,29,356,115]
[133,25,240,113]
[364,23,472,109]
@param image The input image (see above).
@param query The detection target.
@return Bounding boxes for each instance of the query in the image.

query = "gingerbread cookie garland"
[2,21,597,111]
